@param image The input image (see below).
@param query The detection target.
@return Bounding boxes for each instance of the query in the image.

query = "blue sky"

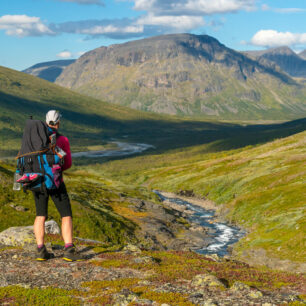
[0,0,305,70]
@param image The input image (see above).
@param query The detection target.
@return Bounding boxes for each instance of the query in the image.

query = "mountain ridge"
[23,59,76,82]
[55,33,306,120]
[244,46,306,78]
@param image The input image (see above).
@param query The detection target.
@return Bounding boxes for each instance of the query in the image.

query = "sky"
[0,0,305,71]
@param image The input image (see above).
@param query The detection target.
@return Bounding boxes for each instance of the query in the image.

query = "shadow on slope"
[1,91,305,158]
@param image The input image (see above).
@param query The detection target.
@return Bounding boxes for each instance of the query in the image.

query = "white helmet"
[46,110,62,125]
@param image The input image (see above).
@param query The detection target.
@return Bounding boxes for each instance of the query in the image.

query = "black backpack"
[15,119,64,192]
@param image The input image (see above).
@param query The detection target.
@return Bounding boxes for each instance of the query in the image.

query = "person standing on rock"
[33,110,83,262]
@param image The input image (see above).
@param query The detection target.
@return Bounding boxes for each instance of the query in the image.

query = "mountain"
[56,34,306,120]
[244,46,306,78]
[299,50,306,60]
[2,64,305,159]
[23,59,76,82]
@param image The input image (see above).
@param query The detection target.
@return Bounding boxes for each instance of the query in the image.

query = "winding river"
[71,141,155,158]
[73,141,244,257]
[154,191,245,257]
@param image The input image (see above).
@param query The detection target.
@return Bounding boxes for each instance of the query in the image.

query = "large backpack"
[15,119,64,192]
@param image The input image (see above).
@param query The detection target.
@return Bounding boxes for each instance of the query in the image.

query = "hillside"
[0,65,202,156]
[56,33,306,120]
[244,46,306,78]
[3,64,306,159]
[91,129,306,271]
[23,59,76,82]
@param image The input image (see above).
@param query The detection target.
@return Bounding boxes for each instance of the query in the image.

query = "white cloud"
[137,13,204,31]
[261,4,305,13]
[57,0,104,5]
[56,51,73,58]
[80,24,143,35]
[134,0,256,15]
[251,30,306,47]
[0,15,54,37]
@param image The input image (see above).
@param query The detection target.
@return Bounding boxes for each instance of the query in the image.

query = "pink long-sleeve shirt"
[56,135,72,171]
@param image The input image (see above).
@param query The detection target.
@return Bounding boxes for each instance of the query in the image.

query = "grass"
[91,250,305,291]
[0,160,154,245]
[83,130,306,263]
[1,65,306,159]
[0,286,80,305]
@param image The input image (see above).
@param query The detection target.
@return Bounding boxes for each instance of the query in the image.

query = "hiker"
[17,110,83,261]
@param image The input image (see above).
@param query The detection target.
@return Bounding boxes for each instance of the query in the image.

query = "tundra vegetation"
[0,64,305,305]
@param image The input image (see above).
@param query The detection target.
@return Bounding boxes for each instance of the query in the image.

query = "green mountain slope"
[3,64,305,159]
[56,33,306,120]
[1,63,305,272]
[92,130,306,269]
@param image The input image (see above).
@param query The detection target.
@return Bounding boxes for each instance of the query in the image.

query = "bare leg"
[62,216,73,244]
[34,216,46,245]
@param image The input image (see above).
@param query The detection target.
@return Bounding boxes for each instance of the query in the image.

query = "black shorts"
[32,182,72,218]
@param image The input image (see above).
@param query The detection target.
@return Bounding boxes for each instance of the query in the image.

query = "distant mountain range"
[243,47,306,78]
[54,33,305,120]
[299,50,306,60]
[23,59,76,82]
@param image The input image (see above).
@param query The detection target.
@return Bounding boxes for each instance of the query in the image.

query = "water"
[154,190,244,257]
[72,141,154,158]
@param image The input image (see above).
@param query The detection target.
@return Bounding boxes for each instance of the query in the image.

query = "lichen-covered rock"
[191,274,226,289]
[0,226,35,246]
[112,289,138,306]
[0,275,8,287]
[202,299,218,306]
[248,290,263,299]
[132,256,156,264]
[230,281,251,291]
[9,203,29,212]
[45,220,60,235]
[204,253,221,262]
[122,243,142,254]
[0,221,61,247]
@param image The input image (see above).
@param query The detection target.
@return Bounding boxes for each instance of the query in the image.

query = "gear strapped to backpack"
[15,118,66,192]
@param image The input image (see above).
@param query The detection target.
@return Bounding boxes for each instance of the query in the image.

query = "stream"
[154,191,245,257]
[74,141,244,256]
[71,141,155,158]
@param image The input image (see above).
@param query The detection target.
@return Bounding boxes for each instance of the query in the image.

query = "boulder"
[0,220,61,247]
[230,281,251,291]
[204,253,221,262]
[202,300,218,306]
[9,204,29,212]
[191,274,226,289]
[0,275,8,287]
[0,226,35,247]
[122,244,142,254]
[248,290,263,299]
[132,256,156,264]
[45,220,61,235]
[112,289,138,306]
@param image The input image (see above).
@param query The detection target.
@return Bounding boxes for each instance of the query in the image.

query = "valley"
[0,33,305,305]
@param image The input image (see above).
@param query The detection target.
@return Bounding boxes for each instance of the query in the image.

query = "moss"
[134,288,195,305]
[0,286,80,305]
[92,250,305,292]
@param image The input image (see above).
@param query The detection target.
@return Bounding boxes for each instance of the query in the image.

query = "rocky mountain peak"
[55,33,305,120]
[299,49,306,60]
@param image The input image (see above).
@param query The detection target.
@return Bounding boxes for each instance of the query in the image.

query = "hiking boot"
[63,245,84,262]
[36,245,53,261]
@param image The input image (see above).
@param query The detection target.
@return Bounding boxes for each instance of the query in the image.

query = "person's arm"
[56,136,72,171]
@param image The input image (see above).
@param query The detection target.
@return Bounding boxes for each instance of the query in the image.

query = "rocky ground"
[0,241,305,305]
